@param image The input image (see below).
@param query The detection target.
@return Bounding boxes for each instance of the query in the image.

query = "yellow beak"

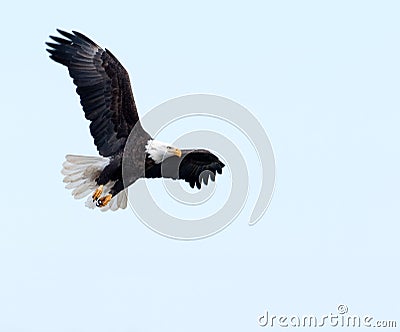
[174,148,182,158]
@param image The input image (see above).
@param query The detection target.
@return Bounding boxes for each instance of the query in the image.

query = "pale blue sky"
[1,1,399,331]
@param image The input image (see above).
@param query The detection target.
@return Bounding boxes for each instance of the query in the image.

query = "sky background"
[1,1,399,331]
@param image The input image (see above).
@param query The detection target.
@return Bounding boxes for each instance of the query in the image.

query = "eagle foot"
[96,194,112,207]
[92,185,103,202]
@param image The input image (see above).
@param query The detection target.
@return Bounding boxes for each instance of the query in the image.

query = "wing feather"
[46,29,141,157]
[178,150,224,188]
[145,149,225,189]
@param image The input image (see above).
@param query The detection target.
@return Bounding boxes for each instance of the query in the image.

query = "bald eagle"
[46,30,225,211]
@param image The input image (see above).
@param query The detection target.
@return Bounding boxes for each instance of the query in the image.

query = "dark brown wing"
[178,150,225,188]
[145,149,225,189]
[46,29,140,157]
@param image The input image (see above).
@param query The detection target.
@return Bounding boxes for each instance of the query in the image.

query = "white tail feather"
[62,154,128,211]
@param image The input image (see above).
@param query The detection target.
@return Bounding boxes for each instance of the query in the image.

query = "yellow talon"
[92,185,103,202]
[97,194,112,207]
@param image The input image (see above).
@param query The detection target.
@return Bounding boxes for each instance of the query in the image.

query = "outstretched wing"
[179,150,225,188]
[146,149,225,189]
[46,29,140,157]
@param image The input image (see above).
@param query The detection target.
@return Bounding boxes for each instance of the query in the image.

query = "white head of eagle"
[145,139,182,164]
